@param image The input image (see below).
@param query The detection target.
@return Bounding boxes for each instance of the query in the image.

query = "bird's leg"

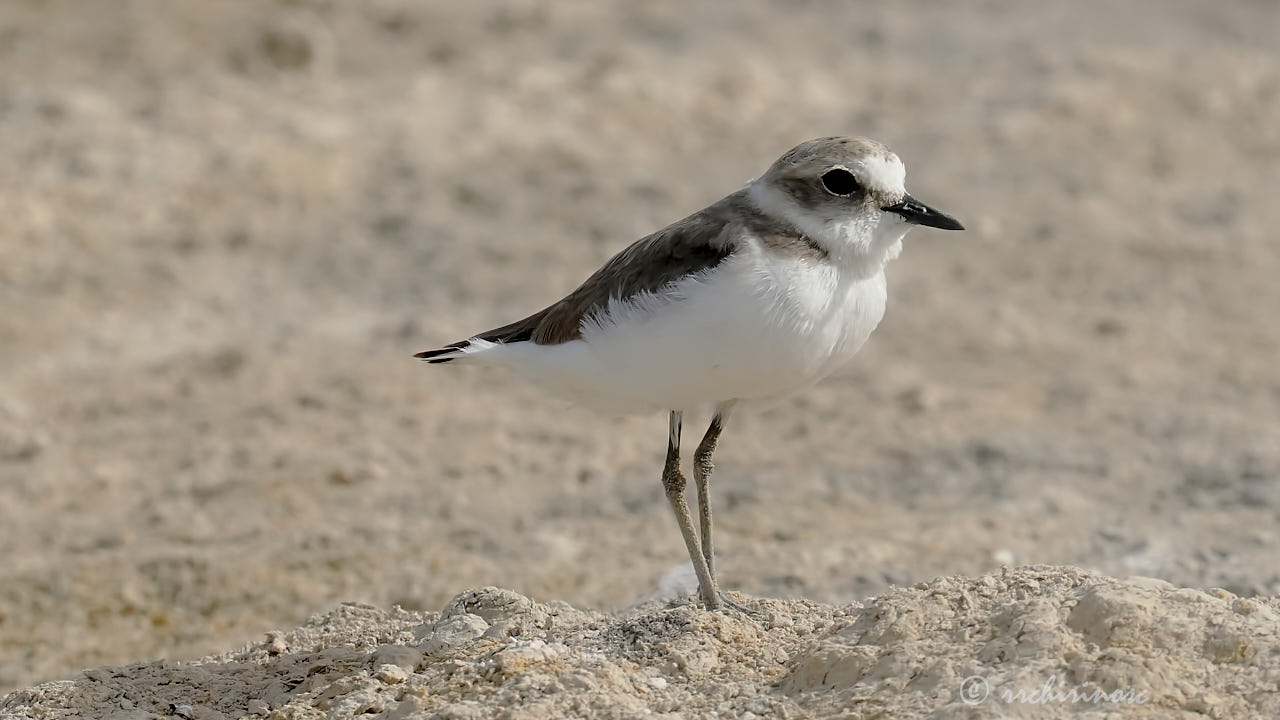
[691,405,758,615]
[693,411,726,579]
[661,410,721,610]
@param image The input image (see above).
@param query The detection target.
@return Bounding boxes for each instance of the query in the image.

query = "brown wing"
[416,193,749,362]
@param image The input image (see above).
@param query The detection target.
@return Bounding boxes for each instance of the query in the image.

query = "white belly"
[477,250,888,414]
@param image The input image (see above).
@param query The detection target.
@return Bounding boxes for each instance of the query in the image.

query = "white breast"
[479,245,889,414]
[737,243,888,388]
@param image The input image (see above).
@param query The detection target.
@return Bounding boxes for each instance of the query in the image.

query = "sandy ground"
[2,0,1279,716]
[6,569,1279,719]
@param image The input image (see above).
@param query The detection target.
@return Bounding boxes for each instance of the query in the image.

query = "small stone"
[666,646,719,676]
[372,645,422,671]
[326,687,385,716]
[266,632,288,655]
[247,699,270,715]
[374,663,408,684]
[493,639,563,673]
[383,695,425,720]
[439,659,470,676]
[442,587,537,623]
[421,613,489,654]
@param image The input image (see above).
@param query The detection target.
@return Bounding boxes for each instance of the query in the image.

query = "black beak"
[882,193,965,231]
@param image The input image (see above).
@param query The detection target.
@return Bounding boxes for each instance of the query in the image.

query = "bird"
[416,136,964,611]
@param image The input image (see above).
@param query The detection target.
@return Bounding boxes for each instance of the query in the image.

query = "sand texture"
[7,569,1280,719]
[2,0,1279,717]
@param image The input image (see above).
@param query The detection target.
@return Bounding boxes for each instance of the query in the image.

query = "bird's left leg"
[693,403,756,614]
[692,405,731,578]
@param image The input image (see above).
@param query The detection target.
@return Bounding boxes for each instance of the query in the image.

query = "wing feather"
[418,193,746,358]
[414,188,823,360]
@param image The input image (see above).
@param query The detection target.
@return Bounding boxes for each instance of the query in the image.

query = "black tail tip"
[415,341,468,362]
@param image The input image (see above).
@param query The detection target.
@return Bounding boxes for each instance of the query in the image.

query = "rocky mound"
[4,566,1277,719]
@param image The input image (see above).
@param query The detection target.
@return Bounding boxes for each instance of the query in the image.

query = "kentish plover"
[417,137,964,610]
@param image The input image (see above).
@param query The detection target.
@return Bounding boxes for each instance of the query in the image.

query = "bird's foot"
[711,591,763,621]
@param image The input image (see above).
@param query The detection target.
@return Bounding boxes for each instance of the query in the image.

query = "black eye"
[820,168,860,196]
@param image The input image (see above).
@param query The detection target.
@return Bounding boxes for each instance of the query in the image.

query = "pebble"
[421,613,489,654]
[374,663,408,684]
[442,587,537,623]
[493,639,563,673]
[372,645,422,671]
[266,632,288,656]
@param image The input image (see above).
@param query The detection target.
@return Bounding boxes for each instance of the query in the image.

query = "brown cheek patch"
[779,175,839,212]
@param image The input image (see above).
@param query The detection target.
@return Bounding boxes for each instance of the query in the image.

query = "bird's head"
[751,136,963,265]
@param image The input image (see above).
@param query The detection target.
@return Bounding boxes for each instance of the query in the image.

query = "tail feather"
[417,309,544,365]
[414,340,469,364]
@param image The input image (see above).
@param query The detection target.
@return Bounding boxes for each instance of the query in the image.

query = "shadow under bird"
[417,136,964,611]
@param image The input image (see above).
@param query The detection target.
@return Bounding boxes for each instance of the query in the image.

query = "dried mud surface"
[2,0,1279,717]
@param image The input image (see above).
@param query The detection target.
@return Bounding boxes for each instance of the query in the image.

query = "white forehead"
[853,153,906,194]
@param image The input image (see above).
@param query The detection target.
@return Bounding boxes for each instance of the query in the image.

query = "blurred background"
[1,0,1278,693]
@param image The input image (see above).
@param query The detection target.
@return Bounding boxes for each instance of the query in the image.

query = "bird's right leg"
[661,410,722,610]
